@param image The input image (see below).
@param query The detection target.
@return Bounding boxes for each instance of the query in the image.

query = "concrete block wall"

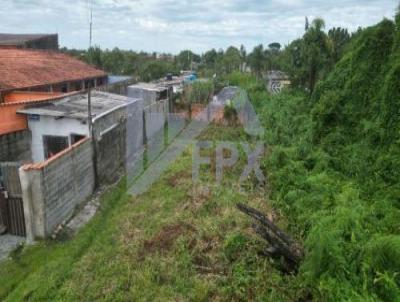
[144,100,166,141]
[126,99,145,183]
[145,100,166,162]
[0,130,32,162]
[167,114,186,144]
[128,87,158,107]
[93,106,128,185]
[20,138,94,241]
[95,121,126,184]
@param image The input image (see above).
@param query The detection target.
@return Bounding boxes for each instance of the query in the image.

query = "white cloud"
[0,0,397,53]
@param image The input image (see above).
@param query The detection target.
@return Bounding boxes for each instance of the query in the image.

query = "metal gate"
[0,162,26,236]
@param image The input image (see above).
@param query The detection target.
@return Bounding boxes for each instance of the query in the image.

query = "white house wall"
[28,116,89,162]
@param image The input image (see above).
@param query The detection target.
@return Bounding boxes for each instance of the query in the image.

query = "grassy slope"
[0,125,299,301]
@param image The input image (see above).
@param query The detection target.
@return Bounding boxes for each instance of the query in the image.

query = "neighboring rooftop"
[215,86,239,105]
[129,82,168,92]
[107,75,133,85]
[266,70,290,80]
[154,76,184,87]
[0,33,58,50]
[0,48,107,92]
[18,91,135,121]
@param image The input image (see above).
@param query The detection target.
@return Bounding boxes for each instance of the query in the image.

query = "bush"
[183,80,214,104]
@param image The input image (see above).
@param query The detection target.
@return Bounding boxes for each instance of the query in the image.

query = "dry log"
[236,203,304,272]
[237,203,294,246]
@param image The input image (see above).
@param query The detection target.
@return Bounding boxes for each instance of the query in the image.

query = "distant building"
[128,82,169,106]
[97,75,134,96]
[18,91,135,162]
[0,33,58,50]
[154,75,185,94]
[0,48,107,102]
[266,70,291,94]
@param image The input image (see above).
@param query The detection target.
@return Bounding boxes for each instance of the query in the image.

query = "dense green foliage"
[226,16,400,301]
[63,16,353,90]
[62,47,179,82]
[182,80,215,104]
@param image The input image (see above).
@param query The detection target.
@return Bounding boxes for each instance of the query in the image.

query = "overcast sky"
[0,0,397,54]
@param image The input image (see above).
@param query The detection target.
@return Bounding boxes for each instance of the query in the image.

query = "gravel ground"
[0,234,25,262]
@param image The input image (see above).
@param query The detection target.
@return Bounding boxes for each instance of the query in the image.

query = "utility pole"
[88,3,93,137]
[89,10,92,50]
[88,87,93,136]
[87,2,98,187]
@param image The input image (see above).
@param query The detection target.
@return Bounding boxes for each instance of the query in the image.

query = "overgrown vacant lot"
[0,125,295,301]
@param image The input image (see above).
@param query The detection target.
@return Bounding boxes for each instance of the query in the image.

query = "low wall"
[19,138,95,241]
[95,119,127,184]
[0,130,31,162]
[93,107,127,184]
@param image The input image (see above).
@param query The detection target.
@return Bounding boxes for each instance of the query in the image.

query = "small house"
[18,91,135,163]
[266,70,291,94]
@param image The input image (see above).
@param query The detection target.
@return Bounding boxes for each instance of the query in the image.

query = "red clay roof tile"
[0,49,106,91]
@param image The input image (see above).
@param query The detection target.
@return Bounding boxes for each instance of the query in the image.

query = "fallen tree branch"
[237,203,294,246]
[236,203,304,272]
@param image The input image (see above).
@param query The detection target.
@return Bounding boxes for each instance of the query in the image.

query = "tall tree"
[223,46,242,73]
[305,17,309,31]
[267,42,282,70]
[328,27,350,63]
[240,44,247,71]
[299,18,331,93]
[248,44,266,79]
[203,48,218,70]
[87,46,103,68]
[175,50,200,70]
[268,42,281,52]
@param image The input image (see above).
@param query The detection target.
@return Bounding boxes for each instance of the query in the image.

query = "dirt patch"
[181,186,212,213]
[167,170,191,187]
[140,222,196,258]
[191,235,226,276]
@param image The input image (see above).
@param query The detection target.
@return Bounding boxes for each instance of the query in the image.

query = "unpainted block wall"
[126,99,144,183]
[20,139,95,240]
[93,106,127,185]
[42,139,94,233]
[0,130,32,162]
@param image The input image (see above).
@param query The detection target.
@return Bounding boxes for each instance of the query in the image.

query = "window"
[70,134,85,145]
[158,89,168,101]
[43,135,69,159]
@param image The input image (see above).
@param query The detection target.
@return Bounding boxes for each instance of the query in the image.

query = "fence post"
[19,167,45,242]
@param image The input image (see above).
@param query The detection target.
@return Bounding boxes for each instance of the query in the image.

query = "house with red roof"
[0,48,108,135]
[0,44,109,166]
[0,48,107,101]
